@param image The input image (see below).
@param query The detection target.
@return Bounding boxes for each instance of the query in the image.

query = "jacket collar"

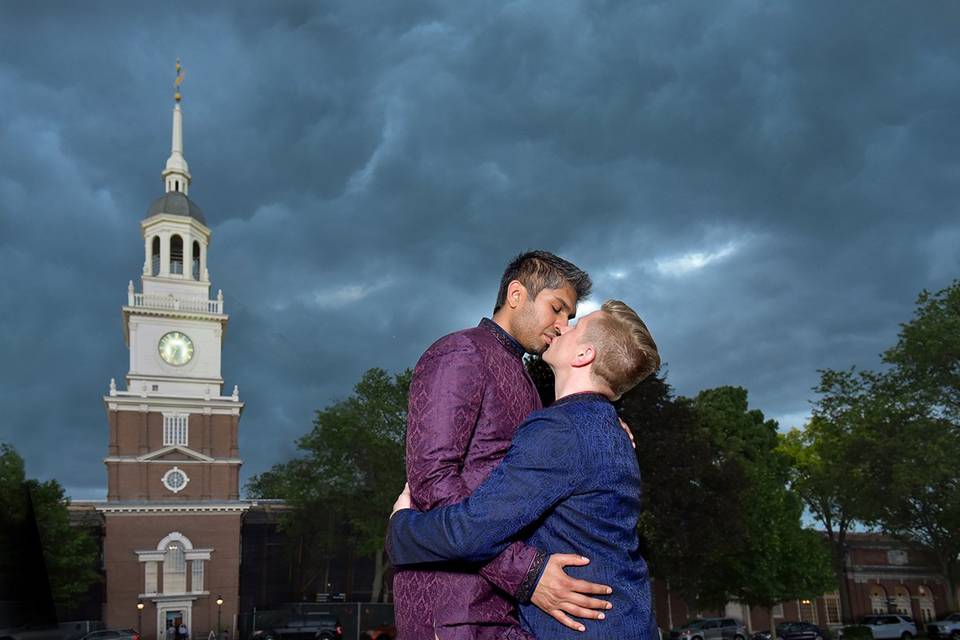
[479,317,526,360]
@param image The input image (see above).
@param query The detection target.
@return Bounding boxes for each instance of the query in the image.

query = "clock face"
[158,331,195,366]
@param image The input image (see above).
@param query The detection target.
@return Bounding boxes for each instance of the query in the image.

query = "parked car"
[754,622,832,640]
[252,614,342,640]
[671,618,749,640]
[844,615,917,640]
[0,628,137,640]
[77,630,139,640]
[927,612,960,639]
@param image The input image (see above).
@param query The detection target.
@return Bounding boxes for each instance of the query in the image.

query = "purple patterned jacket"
[393,319,547,640]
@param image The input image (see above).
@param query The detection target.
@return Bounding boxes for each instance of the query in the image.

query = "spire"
[162,59,191,195]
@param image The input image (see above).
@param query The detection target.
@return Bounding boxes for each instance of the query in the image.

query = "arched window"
[870,585,888,614]
[170,235,184,275]
[917,585,935,622]
[893,585,911,615]
[151,237,161,276]
[163,541,187,593]
[192,241,201,280]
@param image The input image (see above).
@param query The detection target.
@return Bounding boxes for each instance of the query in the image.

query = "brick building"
[650,532,956,633]
[74,71,247,640]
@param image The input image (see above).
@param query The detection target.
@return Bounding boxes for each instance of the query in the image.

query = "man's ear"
[506,280,528,310]
[571,344,596,368]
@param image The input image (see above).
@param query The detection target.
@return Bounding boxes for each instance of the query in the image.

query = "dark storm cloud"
[1,1,958,498]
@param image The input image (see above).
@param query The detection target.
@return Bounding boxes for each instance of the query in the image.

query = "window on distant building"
[170,235,184,274]
[191,560,204,592]
[799,599,817,623]
[163,541,187,594]
[163,413,189,446]
[870,585,888,614]
[144,561,158,595]
[888,550,908,566]
[824,592,842,625]
[161,467,189,493]
[773,604,784,618]
[918,586,935,622]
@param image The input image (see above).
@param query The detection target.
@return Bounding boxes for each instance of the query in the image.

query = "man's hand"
[531,554,613,632]
[391,482,411,517]
[619,417,636,449]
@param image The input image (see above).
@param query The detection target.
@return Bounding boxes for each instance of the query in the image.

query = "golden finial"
[174,58,185,103]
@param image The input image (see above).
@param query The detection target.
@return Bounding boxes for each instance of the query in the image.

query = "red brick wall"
[104,513,242,640]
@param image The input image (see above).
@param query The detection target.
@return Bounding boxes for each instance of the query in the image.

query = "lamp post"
[215,595,223,640]
[136,601,144,637]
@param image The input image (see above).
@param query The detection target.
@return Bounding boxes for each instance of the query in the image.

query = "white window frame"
[163,541,187,594]
[773,604,784,618]
[824,592,842,625]
[145,561,158,594]
[191,559,204,592]
[161,466,190,493]
[163,413,189,447]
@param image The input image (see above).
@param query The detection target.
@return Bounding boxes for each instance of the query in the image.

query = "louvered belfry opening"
[192,241,201,280]
[170,234,184,274]
[151,236,161,276]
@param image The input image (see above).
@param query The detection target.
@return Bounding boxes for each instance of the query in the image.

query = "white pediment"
[138,445,213,463]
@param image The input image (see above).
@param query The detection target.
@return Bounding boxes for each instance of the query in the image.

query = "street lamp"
[136,601,144,637]
[216,595,223,639]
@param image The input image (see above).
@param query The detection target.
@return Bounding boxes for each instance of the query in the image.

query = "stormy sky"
[1,2,957,500]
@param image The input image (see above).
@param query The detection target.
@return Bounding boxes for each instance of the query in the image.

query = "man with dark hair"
[389,300,661,640]
[394,251,613,640]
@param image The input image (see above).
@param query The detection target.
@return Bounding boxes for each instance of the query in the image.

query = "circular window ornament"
[161,467,190,493]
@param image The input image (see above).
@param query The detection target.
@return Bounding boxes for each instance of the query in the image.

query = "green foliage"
[29,478,102,615]
[0,443,100,619]
[622,377,751,608]
[524,354,556,408]
[840,626,873,640]
[802,280,960,615]
[246,368,411,600]
[692,387,835,608]
[882,280,960,423]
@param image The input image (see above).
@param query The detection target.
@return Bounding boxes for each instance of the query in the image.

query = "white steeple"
[162,59,191,195]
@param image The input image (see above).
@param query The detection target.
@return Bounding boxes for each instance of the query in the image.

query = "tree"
[810,281,960,613]
[247,368,411,602]
[691,387,834,623]
[873,415,960,611]
[882,280,960,425]
[781,368,883,623]
[620,376,751,611]
[0,443,100,621]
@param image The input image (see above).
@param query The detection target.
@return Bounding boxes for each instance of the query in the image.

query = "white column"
[182,232,192,279]
[143,236,151,275]
[200,241,208,282]
[160,232,171,276]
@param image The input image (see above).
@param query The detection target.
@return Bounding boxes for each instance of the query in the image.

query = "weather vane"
[174,58,185,103]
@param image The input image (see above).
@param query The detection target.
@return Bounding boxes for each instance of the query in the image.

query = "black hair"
[493,250,592,312]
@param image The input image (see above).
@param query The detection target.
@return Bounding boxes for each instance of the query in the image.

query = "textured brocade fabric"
[393,319,542,640]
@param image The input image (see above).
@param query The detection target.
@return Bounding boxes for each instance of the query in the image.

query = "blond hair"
[583,300,660,400]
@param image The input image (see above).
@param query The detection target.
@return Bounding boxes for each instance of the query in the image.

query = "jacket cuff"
[514,548,548,603]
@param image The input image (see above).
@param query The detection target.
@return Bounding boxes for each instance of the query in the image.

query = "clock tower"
[99,62,246,640]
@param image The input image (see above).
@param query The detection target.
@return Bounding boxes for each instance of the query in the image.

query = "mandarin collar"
[551,391,611,407]
[479,318,526,360]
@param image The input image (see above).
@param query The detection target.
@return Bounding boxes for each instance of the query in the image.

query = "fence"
[239,604,394,640]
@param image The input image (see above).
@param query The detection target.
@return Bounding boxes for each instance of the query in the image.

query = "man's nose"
[557,324,571,336]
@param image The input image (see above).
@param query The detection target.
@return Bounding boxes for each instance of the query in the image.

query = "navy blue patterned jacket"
[388,391,658,640]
